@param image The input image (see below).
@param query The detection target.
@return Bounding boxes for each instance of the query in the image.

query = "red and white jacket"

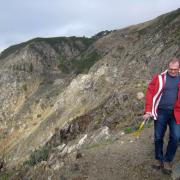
[145,70,180,124]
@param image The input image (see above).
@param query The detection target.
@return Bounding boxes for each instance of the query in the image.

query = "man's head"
[167,57,180,77]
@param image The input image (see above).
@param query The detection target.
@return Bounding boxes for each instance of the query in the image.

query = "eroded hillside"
[0,8,180,180]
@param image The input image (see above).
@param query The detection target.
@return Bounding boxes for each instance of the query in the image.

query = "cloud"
[0,0,180,52]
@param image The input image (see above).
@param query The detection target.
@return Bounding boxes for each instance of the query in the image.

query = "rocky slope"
[0,8,180,180]
[11,127,180,180]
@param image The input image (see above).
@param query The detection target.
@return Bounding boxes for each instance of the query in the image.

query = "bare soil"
[11,127,180,180]
[52,127,180,180]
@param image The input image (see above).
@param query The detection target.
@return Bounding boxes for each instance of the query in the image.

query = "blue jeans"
[154,109,180,162]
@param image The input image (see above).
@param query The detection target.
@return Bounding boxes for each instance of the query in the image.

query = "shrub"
[0,170,17,180]
[58,51,102,74]
[29,63,33,72]
[24,146,49,166]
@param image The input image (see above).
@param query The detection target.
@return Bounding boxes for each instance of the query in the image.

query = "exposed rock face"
[0,9,180,174]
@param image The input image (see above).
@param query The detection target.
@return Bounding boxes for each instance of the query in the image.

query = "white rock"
[136,92,144,100]
[52,161,64,170]
[57,144,66,152]
[67,145,76,153]
[91,126,110,143]
[60,146,68,157]
[120,132,125,135]
[76,134,88,149]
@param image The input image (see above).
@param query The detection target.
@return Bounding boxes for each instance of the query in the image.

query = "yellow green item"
[134,118,150,137]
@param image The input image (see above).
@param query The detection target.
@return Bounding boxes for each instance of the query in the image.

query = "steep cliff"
[0,8,180,179]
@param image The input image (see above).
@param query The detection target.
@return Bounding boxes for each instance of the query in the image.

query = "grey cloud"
[0,0,180,51]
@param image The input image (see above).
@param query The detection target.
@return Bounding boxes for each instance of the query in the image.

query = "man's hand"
[143,112,152,121]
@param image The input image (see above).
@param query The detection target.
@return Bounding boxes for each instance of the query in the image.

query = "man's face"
[168,62,180,77]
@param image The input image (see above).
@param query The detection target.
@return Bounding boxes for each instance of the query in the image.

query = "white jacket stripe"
[152,75,163,119]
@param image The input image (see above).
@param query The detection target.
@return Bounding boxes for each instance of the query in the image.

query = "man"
[143,57,180,174]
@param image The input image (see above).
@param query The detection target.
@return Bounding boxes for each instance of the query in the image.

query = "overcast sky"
[0,0,180,52]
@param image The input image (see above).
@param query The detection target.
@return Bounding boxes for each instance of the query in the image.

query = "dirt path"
[59,127,180,180]
[11,127,180,180]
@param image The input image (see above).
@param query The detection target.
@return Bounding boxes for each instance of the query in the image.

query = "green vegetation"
[124,123,140,134]
[44,36,94,51]
[137,8,180,36]
[72,51,102,74]
[57,57,71,73]
[0,170,17,180]
[58,51,102,74]
[92,30,112,39]
[23,146,49,166]
[124,118,153,134]
[0,36,95,60]
[22,84,27,91]
[0,35,100,75]
[29,63,33,72]
[175,34,180,43]
[161,9,180,27]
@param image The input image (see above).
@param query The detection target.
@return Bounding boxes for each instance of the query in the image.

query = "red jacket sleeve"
[145,74,158,113]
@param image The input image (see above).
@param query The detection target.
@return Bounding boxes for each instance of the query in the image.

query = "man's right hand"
[143,112,152,121]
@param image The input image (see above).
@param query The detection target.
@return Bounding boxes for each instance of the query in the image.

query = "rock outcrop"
[0,8,180,179]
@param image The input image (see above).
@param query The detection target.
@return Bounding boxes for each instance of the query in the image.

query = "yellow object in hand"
[133,120,146,137]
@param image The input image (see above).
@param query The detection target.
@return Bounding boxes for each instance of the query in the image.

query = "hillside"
[10,127,180,180]
[0,8,180,180]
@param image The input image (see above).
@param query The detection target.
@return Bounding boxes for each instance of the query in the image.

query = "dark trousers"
[154,109,180,162]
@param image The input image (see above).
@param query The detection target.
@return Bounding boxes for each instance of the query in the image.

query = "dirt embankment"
[11,126,180,180]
